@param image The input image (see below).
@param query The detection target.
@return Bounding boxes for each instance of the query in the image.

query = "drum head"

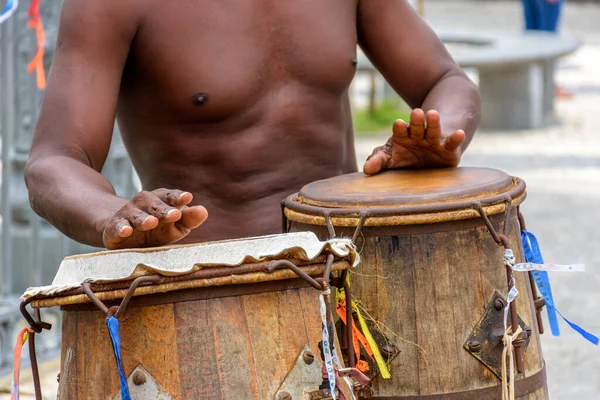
[284,167,526,227]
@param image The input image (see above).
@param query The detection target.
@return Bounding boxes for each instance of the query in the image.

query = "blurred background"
[0,0,599,398]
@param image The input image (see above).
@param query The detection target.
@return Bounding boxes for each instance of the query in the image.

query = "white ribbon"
[511,262,584,272]
[319,290,337,400]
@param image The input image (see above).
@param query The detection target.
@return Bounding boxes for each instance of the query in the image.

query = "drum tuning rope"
[501,325,523,400]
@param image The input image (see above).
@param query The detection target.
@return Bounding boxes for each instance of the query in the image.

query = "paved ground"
[2,1,600,399]
[356,2,600,399]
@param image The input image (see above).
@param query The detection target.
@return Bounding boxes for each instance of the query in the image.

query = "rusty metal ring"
[497,233,511,249]
[114,275,160,318]
[83,275,161,318]
[315,277,330,292]
[323,211,336,238]
[82,282,109,314]
[502,196,513,237]
[322,254,335,281]
[267,260,324,290]
[352,211,368,244]
[19,297,51,333]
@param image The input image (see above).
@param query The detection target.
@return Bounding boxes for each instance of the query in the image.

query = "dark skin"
[25,0,480,250]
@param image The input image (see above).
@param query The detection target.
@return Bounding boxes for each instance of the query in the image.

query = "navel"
[192,92,209,106]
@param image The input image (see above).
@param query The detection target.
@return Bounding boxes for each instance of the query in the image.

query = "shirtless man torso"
[25,0,480,249]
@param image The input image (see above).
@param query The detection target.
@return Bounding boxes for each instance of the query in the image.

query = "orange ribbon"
[11,327,33,400]
[336,299,374,372]
[27,0,46,89]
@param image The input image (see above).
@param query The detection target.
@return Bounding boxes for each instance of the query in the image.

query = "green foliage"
[352,100,411,135]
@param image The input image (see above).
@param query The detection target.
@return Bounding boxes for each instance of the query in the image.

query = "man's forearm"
[421,69,481,150]
[25,155,129,247]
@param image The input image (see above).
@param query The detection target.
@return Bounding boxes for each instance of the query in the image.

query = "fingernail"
[179,192,191,199]
[167,209,177,216]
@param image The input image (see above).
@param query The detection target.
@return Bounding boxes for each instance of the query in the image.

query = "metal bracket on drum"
[275,345,370,400]
[464,291,531,379]
[274,345,324,400]
[113,364,175,400]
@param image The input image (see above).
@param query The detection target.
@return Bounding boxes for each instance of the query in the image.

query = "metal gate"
[0,0,138,373]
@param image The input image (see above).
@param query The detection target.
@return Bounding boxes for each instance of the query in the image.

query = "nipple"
[192,92,209,105]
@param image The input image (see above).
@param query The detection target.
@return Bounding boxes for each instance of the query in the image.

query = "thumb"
[363,150,390,175]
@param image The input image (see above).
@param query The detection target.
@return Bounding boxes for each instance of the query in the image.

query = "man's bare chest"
[120,0,359,123]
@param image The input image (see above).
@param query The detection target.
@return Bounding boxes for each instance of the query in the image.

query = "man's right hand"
[102,189,208,250]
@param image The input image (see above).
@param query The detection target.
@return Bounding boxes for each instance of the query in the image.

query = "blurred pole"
[1,13,16,297]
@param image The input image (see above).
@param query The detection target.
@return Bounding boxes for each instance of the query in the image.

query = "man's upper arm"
[357,0,458,108]
[30,0,139,171]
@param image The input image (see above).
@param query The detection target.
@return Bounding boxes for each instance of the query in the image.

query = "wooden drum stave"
[283,167,548,399]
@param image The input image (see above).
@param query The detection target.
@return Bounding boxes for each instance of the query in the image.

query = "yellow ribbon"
[352,301,391,379]
[337,276,391,379]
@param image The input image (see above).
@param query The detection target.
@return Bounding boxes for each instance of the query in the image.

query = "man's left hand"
[363,109,465,175]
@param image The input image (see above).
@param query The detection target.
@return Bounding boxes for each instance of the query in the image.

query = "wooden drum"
[283,167,548,399]
[23,232,358,399]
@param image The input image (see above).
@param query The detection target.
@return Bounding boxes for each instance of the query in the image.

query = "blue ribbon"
[106,316,132,400]
[0,0,18,25]
[1,0,14,14]
[521,230,598,345]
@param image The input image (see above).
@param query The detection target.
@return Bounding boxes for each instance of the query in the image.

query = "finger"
[392,119,408,140]
[425,110,442,142]
[152,188,193,207]
[177,205,209,231]
[124,207,159,231]
[133,191,181,222]
[391,119,409,141]
[409,108,426,140]
[444,130,466,152]
[103,217,133,241]
[363,150,391,175]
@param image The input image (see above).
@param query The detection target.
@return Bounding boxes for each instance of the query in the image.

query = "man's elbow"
[24,156,45,217]
[444,65,482,113]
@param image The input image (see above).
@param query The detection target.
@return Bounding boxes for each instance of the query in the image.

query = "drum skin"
[284,168,548,399]
[57,283,324,399]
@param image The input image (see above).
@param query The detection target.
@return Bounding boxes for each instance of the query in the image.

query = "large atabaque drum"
[23,233,359,399]
[283,167,548,399]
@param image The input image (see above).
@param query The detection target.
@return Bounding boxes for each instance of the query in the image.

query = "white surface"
[22,231,358,299]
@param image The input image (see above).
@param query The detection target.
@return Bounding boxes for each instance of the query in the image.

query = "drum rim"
[283,177,526,227]
[29,258,351,309]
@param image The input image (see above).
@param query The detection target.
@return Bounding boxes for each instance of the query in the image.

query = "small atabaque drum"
[22,232,360,399]
[283,167,548,399]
